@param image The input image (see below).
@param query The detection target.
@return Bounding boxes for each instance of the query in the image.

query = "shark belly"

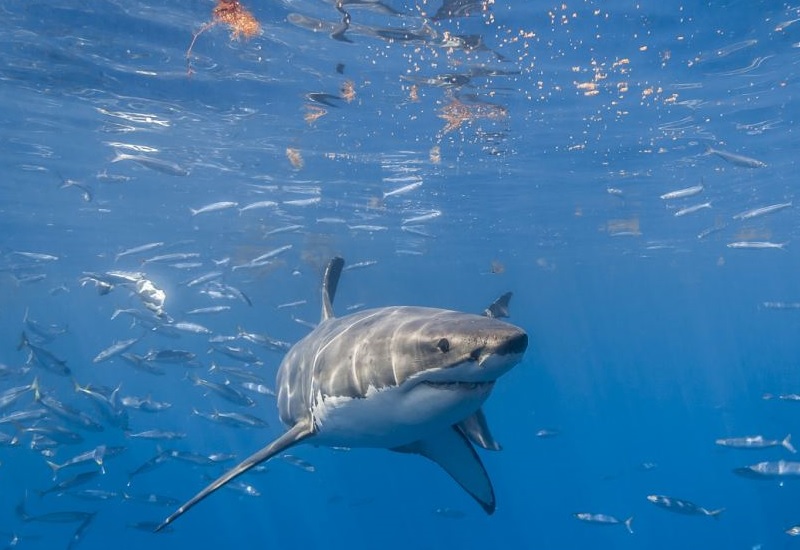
[311,382,494,448]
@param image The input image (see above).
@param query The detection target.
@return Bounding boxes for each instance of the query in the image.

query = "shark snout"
[496,331,528,356]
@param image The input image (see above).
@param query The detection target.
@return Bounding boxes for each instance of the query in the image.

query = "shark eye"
[469,348,482,361]
[436,338,450,353]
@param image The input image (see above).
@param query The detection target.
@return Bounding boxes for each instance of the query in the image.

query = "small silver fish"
[171,321,211,335]
[573,512,633,534]
[142,253,200,264]
[348,225,388,232]
[11,251,59,262]
[715,434,795,453]
[264,224,304,236]
[239,200,278,212]
[706,146,767,168]
[727,241,787,250]
[281,454,315,472]
[192,409,268,429]
[383,180,423,198]
[402,210,441,225]
[190,201,238,216]
[734,460,800,478]
[674,202,712,217]
[733,201,792,221]
[93,337,141,363]
[126,429,186,440]
[115,242,164,262]
[660,183,704,200]
[185,305,231,316]
[111,152,189,176]
[282,197,320,206]
[183,271,223,288]
[646,494,723,517]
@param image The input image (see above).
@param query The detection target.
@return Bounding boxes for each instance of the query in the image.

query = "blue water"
[2,0,800,548]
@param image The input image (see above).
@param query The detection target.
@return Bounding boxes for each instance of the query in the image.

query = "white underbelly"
[311,382,492,448]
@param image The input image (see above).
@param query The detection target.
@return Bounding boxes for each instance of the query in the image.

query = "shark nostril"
[469,348,482,361]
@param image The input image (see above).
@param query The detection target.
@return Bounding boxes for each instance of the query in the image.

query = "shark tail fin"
[110,151,128,164]
[707,508,725,519]
[624,516,634,534]
[45,461,61,479]
[93,445,107,468]
[784,434,796,454]
[31,377,40,402]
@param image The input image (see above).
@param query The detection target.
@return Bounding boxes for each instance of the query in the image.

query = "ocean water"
[1,0,799,548]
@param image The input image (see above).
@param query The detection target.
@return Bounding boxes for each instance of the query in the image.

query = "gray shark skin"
[157,257,527,531]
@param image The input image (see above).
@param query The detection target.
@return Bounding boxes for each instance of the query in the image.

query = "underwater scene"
[1,1,799,549]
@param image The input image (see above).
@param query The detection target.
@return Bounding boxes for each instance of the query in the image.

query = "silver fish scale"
[277,306,519,426]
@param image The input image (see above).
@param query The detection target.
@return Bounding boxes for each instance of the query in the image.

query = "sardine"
[190,201,238,216]
[674,202,712,217]
[187,373,255,407]
[732,201,791,221]
[706,146,767,168]
[646,495,723,517]
[192,409,268,428]
[93,337,141,363]
[383,180,423,198]
[239,200,278,212]
[660,183,704,200]
[715,434,795,453]
[727,241,787,250]
[111,152,189,176]
[115,242,164,262]
[573,513,633,534]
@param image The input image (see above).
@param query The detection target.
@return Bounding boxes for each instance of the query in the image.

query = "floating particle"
[286,148,304,169]
[490,260,505,274]
[409,84,419,102]
[340,80,356,102]
[437,96,507,135]
[304,105,328,124]
[186,0,261,74]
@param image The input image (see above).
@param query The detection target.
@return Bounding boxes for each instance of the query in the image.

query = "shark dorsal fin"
[321,257,345,322]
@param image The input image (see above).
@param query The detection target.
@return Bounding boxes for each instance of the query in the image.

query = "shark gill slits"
[437,338,450,353]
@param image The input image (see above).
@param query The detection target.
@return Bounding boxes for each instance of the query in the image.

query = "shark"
[157,257,528,531]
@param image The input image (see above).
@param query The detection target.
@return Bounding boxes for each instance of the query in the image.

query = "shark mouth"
[421,381,495,391]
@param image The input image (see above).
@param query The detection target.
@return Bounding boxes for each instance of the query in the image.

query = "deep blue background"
[2,1,800,548]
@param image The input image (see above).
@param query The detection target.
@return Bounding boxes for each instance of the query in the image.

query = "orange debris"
[186,0,261,74]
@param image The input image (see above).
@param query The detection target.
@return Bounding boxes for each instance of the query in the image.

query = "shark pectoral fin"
[457,408,502,451]
[155,418,314,532]
[393,426,496,514]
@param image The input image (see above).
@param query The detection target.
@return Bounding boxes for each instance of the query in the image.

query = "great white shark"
[157,257,528,531]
